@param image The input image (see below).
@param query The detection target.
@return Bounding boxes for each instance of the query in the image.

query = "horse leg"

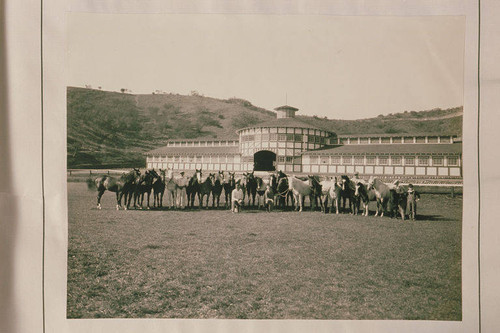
[115,192,121,210]
[97,189,105,210]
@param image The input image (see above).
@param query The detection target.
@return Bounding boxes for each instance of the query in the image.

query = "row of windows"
[241,133,327,144]
[241,147,321,157]
[338,136,453,145]
[149,155,238,163]
[239,127,328,136]
[307,155,459,166]
[166,140,238,147]
[241,141,319,150]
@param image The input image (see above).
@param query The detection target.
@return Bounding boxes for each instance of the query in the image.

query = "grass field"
[67,182,462,320]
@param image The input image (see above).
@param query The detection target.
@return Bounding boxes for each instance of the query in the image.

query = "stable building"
[145,105,462,182]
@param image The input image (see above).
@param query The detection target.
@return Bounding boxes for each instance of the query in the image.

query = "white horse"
[319,177,342,214]
[287,176,313,212]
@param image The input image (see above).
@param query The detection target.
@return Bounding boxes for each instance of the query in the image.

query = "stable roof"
[303,143,462,155]
[236,117,332,133]
[337,132,459,138]
[164,133,239,142]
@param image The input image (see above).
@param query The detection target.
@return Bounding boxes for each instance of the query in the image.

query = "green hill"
[67,87,462,168]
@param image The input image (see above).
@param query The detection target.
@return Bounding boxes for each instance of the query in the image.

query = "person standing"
[231,183,244,213]
[176,171,188,209]
[264,184,275,212]
[406,184,420,220]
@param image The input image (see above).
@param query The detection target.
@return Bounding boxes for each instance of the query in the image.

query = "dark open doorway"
[253,150,276,171]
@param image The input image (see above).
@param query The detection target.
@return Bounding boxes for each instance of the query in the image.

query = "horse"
[307,175,322,211]
[243,171,258,206]
[211,171,224,208]
[388,188,407,220]
[152,169,166,208]
[222,172,236,209]
[164,168,178,209]
[133,169,159,209]
[276,171,294,209]
[199,173,215,209]
[319,177,342,214]
[186,169,202,209]
[367,177,393,217]
[354,181,379,216]
[87,168,140,210]
[286,176,314,212]
[340,175,356,214]
[255,176,267,209]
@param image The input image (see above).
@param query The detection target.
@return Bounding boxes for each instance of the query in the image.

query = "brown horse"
[199,173,215,209]
[152,169,166,208]
[186,169,202,209]
[222,172,236,209]
[354,181,378,216]
[211,171,224,208]
[133,169,159,209]
[87,168,140,210]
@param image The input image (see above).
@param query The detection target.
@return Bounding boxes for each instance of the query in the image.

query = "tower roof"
[274,105,299,112]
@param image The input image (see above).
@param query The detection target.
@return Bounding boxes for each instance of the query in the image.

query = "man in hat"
[352,171,363,185]
[176,171,188,209]
[406,184,420,220]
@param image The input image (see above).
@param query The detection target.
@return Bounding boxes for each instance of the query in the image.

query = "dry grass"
[67,183,461,319]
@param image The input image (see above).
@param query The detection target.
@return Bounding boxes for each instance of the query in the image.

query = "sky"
[68,14,465,120]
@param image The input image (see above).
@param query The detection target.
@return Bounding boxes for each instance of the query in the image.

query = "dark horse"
[340,175,356,214]
[307,175,323,211]
[211,171,224,208]
[222,172,236,209]
[152,169,166,208]
[276,171,294,209]
[244,171,258,206]
[199,173,215,209]
[87,168,140,210]
[388,188,407,220]
[134,169,159,209]
[354,181,378,216]
[186,169,202,209]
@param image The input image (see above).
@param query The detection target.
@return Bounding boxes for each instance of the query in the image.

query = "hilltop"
[67,87,462,168]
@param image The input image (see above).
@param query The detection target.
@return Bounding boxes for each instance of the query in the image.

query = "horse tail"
[86,177,97,190]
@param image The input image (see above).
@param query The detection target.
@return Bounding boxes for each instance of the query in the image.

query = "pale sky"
[68,14,465,119]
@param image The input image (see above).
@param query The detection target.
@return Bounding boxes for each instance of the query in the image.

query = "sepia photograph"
[66,13,464,320]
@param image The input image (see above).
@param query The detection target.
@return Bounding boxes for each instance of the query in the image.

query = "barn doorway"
[253,150,276,171]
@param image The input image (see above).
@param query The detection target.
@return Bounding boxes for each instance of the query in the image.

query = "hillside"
[67,87,462,168]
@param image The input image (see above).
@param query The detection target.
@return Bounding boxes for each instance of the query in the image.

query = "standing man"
[406,184,420,220]
[176,171,188,209]
[231,183,244,213]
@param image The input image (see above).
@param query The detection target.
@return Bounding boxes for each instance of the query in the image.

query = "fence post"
[69,170,72,176]
[108,170,110,175]
[90,170,92,175]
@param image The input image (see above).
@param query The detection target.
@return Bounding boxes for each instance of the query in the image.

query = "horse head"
[277,176,288,192]
[207,173,216,186]
[195,169,202,183]
[308,175,322,195]
[367,176,376,190]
